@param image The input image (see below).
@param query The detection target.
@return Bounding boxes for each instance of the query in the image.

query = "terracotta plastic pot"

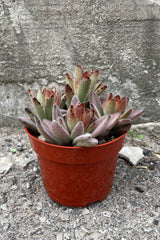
[25,127,126,207]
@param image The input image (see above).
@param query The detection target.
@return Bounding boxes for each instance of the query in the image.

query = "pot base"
[25,128,126,207]
[47,193,108,207]
[38,155,116,207]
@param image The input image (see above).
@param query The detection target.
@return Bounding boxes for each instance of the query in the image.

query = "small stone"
[3,223,10,231]
[5,138,12,142]
[30,229,42,236]
[40,216,46,223]
[2,195,8,204]
[18,137,23,142]
[59,213,69,221]
[33,166,38,172]
[82,208,90,215]
[39,78,48,85]
[11,177,17,185]
[36,202,42,211]
[87,232,101,239]
[143,148,151,156]
[11,185,18,190]
[99,229,107,234]
[119,146,144,165]
[103,211,112,217]
[153,219,159,226]
[144,70,148,74]
[0,204,8,211]
[148,164,155,171]
[26,182,30,189]
[7,143,12,147]
[75,229,86,239]
[63,232,72,239]
[73,222,77,229]
[135,186,144,193]
[0,157,13,173]
[17,145,27,152]
[20,192,26,197]
[15,154,34,167]
[144,227,153,233]
[56,233,63,240]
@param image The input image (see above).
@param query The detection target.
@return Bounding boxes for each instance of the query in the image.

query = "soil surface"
[0,124,160,240]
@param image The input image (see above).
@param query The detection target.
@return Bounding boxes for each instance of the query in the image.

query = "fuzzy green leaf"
[103,99,116,115]
[52,104,63,121]
[94,82,102,91]
[90,91,103,116]
[120,109,132,119]
[101,113,120,138]
[116,118,131,128]
[35,116,58,144]
[71,121,84,139]
[70,95,80,108]
[82,109,94,130]
[91,115,111,138]
[65,73,73,91]
[74,65,83,94]
[66,105,78,132]
[75,138,98,147]
[73,133,92,145]
[25,108,35,122]
[42,119,53,132]
[115,122,132,135]
[77,77,91,103]
[37,89,44,106]
[85,122,96,133]
[32,98,46,120]
[44,95,54,120]
[28,89,36,100]
[59,94,66,109]
[95,85,107,96]
[54,90,61,107]
[65,84,74,108]
[90,103,101,118]
[90,70,99,90]
[73,104,85,120]
[92,116,110,138]
[57,116,68,131]
[127,110,144,121]
[19,117,39,134]
[51,120,72,145]
[115,97,129,114]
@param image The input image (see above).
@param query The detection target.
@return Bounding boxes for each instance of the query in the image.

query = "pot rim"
[25,127,126,150]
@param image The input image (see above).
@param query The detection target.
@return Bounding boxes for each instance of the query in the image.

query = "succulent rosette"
[19,66,143,147]
[64,65,107,107]
[90,91,144,136]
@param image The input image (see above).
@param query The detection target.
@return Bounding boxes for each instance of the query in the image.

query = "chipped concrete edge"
[131,122,160,129]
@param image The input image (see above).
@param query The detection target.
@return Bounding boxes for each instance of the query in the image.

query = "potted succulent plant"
[19,66,143,207]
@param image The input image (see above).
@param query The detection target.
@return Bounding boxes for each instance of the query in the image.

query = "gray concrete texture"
[0,0,160,127]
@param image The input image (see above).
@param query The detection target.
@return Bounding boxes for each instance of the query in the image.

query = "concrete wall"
[0,0,160,127]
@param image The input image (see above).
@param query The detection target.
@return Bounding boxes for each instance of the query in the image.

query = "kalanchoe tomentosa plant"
[89,91,144,137]
[19,65,144,147]
[64,65,107,107]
